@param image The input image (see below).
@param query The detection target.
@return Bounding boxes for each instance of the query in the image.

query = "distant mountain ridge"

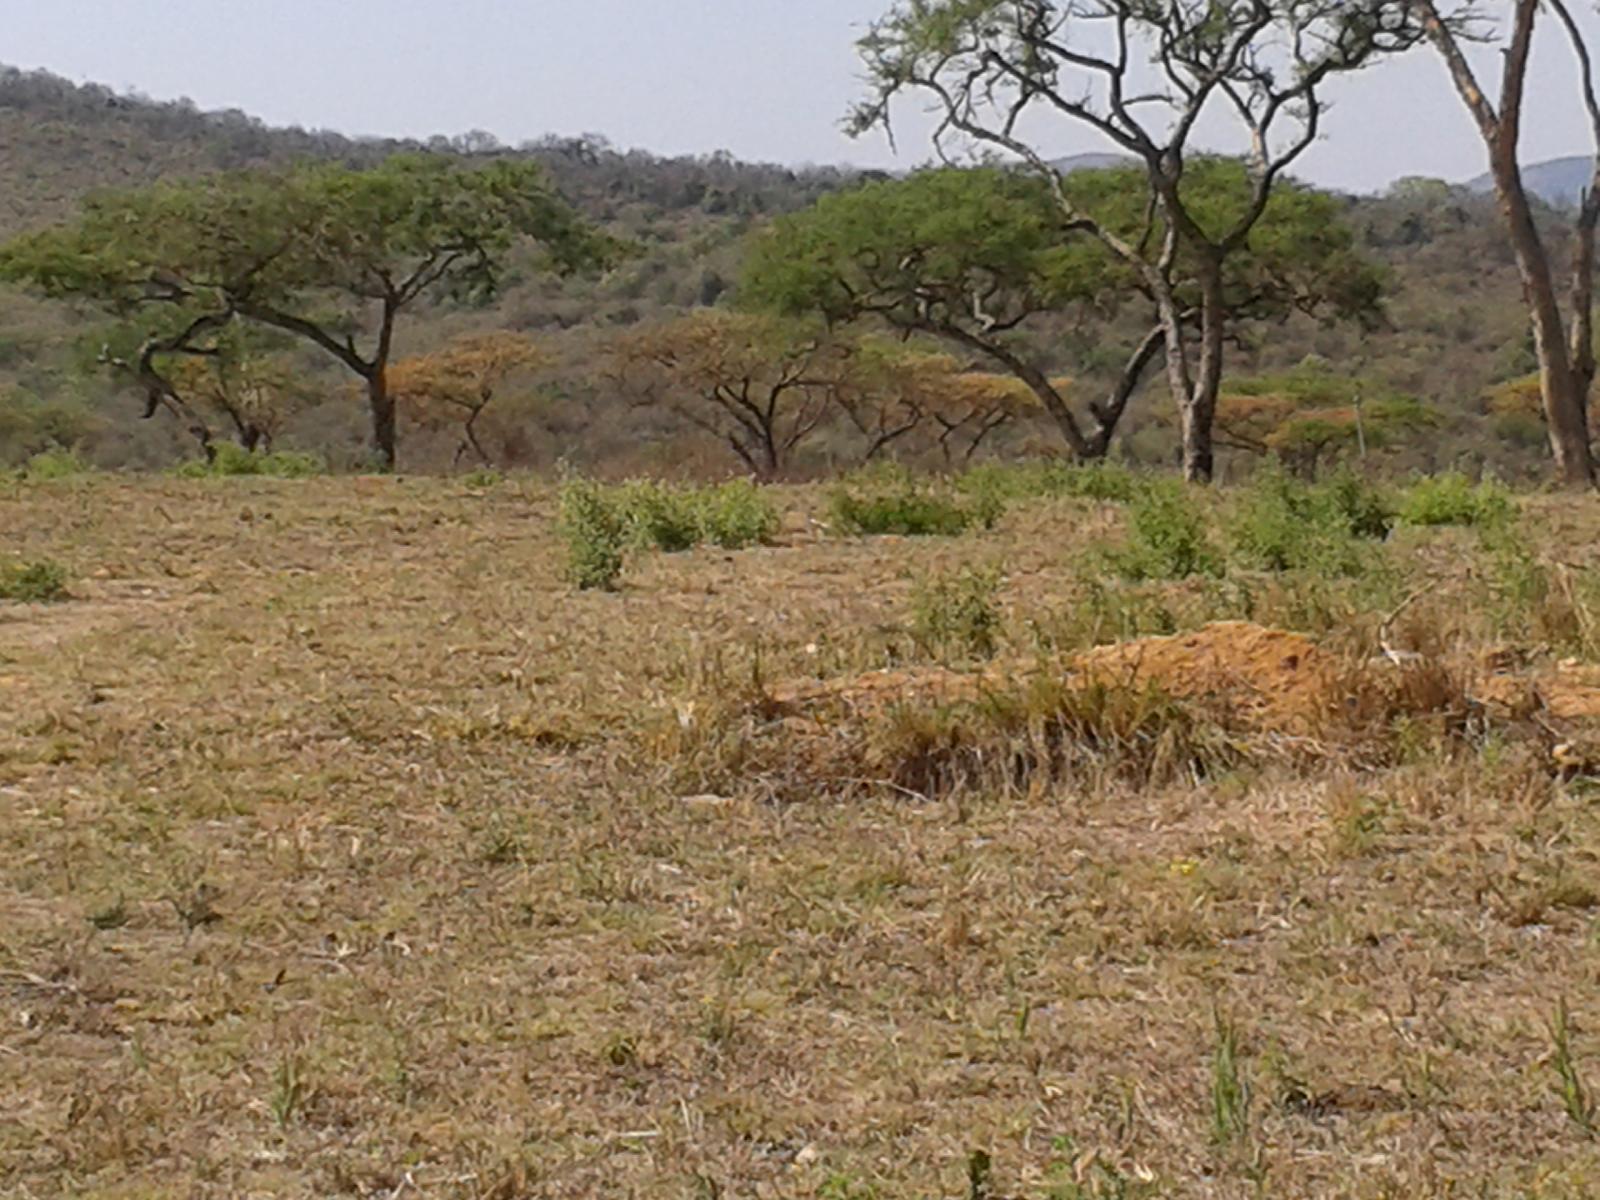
[1050,152,1135,174]
[1466,155,1594,209]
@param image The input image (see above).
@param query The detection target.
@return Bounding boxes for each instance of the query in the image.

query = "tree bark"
[367,368,397,471]
[1420,0,1596,487]
[367,301,400,470]
[1173,261,1227,483]
[1086,324,1166,458]
[1495,155,1596,486]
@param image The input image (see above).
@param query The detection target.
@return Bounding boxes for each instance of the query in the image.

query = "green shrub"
[910,566,1003,661]
[174,443,326,479]
[1104,480,1223,581]
[21,447,89,481]
[617,481,702,552]
[557,477,626,590]
[829,467,994,537]
[962,459,1143,505]
[0,558,69,602]
[1228,468,1391,576]
[694,480,780,549]
[1398,472,1515,528]
[616,479,780,552]
[557,476,780,588]
[461,468,502,489]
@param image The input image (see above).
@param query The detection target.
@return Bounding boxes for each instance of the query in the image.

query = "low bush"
[1103,479,1223,581]
[1398,472,1514,528]
[960,459,1143,505]
[1227,468,1392,576]
[695,480,780,549]
[910,566,1003,662]
[556,477,626,591]
[618,479,781,552]
[617,481,703,552]
[829,466,998,537]
[174,443,325,479]
[20,447,89,481]
[828,486,974,537]
[0,558,69,602]
[557,476,781,589]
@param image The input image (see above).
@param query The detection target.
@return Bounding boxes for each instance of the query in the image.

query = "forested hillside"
[0,66,1563,479]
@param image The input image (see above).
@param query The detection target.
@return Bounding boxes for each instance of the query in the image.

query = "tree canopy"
[743,161,1384,459]
[849,0,1425,480]
[388,332,550,466]
[1215,361,1439,478]
[608,311,844,479]
[0,154,617,467]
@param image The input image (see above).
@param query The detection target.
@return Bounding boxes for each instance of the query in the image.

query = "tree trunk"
[1152,282,1204,480]
[1177,262,1227,484]
[1495,154,1597,486]
[758,431,780,480]
[368,368,398,471]
[1086,324,1166,458]
[1422,0,1597,488]
[462,411,493,466]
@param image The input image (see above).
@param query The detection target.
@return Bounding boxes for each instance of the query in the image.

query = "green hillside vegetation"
[0,66,1571,480]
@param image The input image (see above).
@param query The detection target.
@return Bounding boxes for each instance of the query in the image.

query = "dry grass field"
[5,472,1600,1199]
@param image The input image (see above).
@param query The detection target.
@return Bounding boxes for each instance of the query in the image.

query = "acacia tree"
[832,336,1040,462]
[852,0,1426,480]
[1413,1,1598,486]
[0,155,614,469]
[166,345,310,454]
[388,332,550,466]
[744,167,1152,458]
[608,311,844,478]
[1214,363,1439,477]
[743,162,1383,461]
[90,307,234,460]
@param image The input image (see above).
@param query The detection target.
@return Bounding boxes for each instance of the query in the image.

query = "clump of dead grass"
[652,621,1499,802]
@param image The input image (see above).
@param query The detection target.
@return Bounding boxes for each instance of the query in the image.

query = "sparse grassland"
[4,472,1600,1199]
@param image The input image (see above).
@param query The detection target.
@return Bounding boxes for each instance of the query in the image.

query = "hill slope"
[1466,154,1594,209]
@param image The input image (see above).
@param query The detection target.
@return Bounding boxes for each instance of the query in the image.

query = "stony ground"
[4,473,1600,1199]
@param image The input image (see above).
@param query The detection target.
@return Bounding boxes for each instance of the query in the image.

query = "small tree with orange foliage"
[834,337,1041,464]
[1215,362,1438,479]
[167,347,310,454]
[608,311,844,479]
[1485,373,1600,452]
[388,332,550,466]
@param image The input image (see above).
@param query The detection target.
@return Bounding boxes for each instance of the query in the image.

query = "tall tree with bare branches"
[1413,0,1598,487]
[852,0,1427,481]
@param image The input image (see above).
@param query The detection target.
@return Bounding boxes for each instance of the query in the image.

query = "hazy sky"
[7,1,1598,193]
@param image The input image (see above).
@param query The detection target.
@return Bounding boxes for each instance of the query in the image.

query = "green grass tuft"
[0,557,69,602]
[174,443,325,479]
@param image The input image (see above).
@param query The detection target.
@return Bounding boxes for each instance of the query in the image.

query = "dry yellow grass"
[4,473,1600,1198]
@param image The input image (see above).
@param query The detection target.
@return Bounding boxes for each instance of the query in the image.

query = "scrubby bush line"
[558,475,781,589]
[174,443,326,479]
